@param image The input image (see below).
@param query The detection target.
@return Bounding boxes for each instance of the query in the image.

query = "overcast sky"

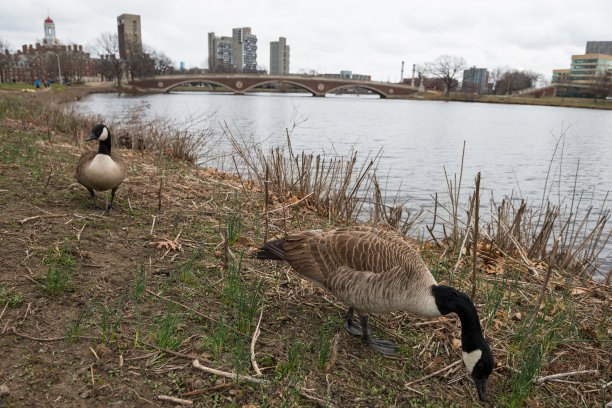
[1,0,610,82]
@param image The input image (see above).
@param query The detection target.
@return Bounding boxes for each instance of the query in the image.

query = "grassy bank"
[410,91,612,110]
[0,90,610,407]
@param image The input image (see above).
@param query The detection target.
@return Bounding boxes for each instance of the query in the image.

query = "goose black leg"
[359,315,398,356]
[344,307,371,337]
[107,188,118,211]
[88,188,103,211]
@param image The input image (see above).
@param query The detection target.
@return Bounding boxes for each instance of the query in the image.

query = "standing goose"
[75,124,127,211]
[257,226,493,402]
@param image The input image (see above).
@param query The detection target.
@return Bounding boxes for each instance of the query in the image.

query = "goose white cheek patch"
[98,127,108,141]
[462,349,482,374]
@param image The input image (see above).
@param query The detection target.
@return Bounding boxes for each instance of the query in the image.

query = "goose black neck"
[431,285,483,351]
[98,138,111,155]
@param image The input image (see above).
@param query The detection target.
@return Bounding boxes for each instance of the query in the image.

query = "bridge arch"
[326,84,387,98]
[242,79,319,96]
[164,79,235,93]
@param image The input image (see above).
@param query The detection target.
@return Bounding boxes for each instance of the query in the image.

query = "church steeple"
[43,14,58,46]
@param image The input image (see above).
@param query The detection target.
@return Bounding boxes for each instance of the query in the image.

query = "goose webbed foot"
[359,315,398,356]
[363,337,399,355]
[344,307,372,337]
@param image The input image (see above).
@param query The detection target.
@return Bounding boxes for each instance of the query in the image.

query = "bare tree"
[153,52,174,75]
[492,69,541,95]
[0,38,11,83]
[95,33,124,87]
[145,46,174,75]
[427,55,466,96]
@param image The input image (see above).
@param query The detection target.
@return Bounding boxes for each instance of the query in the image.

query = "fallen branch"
[534,369,598,385]
[157,394,193,405]
[18,213,68,224]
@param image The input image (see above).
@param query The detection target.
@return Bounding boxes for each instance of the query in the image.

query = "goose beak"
[474,378,487,402]
[85,133,97,141]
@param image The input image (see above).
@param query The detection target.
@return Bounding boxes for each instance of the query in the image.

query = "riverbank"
[0,90,610,407]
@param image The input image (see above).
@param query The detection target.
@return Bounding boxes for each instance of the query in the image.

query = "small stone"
[0,384,9,397]
[214,378,224,386]
[80,390,91,399]
[193,379,203,390]
[513,312,522,321]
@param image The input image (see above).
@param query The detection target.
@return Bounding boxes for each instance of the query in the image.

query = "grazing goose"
[257,226,493,401]
[75,124,127,211]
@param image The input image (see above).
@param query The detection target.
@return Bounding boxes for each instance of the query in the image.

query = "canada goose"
[257,226,494,401]
[75,124,127,211]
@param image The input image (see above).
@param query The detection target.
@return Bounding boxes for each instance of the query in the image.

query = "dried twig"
[0,301,9,322]
[404,359,462,387]
[157,395,193,405]
[534,369,597,385]
[18,213,68,224]
[471,172,480,299]
[527,238,560,331]
[250,305,264,376]
[268,192,313,214]
[150,215,156,235]
[192,359,269,385]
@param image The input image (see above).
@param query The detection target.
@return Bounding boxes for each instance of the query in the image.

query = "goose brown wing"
[110,151,127,180]
[75,150,97,186]
[283,230,332,287]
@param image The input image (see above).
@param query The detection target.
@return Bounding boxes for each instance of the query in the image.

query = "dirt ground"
[0,117,610,407]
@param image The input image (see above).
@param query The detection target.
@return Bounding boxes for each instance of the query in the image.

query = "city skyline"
[1,0,611,82]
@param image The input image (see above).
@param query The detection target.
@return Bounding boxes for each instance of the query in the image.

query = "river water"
[76,92,612,275]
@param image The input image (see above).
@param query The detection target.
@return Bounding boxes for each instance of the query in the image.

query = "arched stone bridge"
[132,74,417,98]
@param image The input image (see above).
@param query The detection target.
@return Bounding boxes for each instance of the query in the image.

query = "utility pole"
[412,64,416,87]
[400,61,404,83]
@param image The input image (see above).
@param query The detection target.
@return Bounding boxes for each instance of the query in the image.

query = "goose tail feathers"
[257,239,287,261]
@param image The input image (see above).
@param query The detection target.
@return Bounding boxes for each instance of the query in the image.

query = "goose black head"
[86,124,110,142]
[86,124,111,155]
[462,339,494,402]
[431,285,494,402]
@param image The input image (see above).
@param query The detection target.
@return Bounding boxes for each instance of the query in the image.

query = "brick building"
[0,15,98,84]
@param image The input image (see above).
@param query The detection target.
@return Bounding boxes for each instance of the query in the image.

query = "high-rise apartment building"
[462,67,489,93]
[208,28,258,73]
[208,32,233,71]
[232,27,257,72]
[117,14,142,59]
[270,37,290,75]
